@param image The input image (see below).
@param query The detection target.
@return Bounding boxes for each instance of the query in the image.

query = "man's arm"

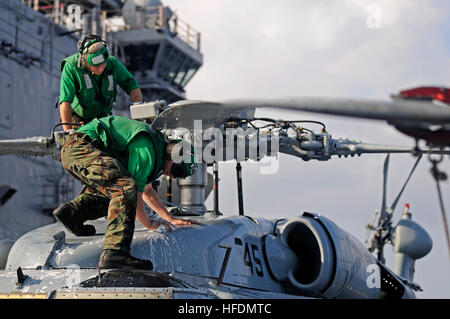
[136,191,169,230]
[127,135,197,230]
[138,184,196,229]
[129,87,142,103]
[114,57,142,103]
[60,101,73,131]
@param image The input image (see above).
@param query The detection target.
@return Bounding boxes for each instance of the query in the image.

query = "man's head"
[164,141,197,179]
[78,35,109,74]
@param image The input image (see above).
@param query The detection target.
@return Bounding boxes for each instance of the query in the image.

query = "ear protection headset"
[78,34,106,54]
[77,34,109,67]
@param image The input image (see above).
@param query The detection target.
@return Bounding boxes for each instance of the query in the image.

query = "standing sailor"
[59,34,142,130]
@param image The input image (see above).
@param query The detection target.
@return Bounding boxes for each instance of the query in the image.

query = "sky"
[163,0,450,298]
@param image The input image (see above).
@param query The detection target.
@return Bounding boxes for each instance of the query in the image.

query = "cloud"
[166,0,450,298]
[166,0,448,99]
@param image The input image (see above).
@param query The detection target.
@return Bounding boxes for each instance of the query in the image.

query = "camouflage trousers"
[59,132,137,253]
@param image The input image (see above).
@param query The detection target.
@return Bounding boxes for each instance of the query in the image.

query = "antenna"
[368,154,423,263]
[429,155,450,262]
[390,153,423,213]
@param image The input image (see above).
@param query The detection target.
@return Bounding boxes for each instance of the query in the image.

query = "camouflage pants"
[59,132,137,253]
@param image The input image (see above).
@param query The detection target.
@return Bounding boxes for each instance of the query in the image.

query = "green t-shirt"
[127,133,156,192]
[59,54,140,122]
[77,116,166,192]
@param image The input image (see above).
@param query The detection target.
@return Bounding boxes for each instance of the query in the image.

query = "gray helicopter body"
[0,209,417,299]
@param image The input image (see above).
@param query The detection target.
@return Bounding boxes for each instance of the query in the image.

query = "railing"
[22,1,201,52]
[168,11,202,52]
[105,5,202,52]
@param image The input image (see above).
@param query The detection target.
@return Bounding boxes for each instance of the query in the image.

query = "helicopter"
[0,91,448,300]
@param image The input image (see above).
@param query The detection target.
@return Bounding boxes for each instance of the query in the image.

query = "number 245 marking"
[243,242,264,277]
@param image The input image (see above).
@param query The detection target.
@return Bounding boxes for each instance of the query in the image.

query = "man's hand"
[150,219,174,232]
[145,218,198,232]
[139,186,200,232]
[156,217,200,232]
[170,218,199,227]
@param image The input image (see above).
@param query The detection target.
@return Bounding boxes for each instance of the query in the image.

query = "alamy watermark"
[366,3,382,29]
[366,263,381,289]
[65,264,81,289]
[169,120,280,174]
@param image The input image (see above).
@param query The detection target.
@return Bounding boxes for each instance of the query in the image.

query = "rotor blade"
[223,97,450,124]
[338,143,450,155]
[153,97,450,131]
[389,153,423,213]
[0,136,56,158]
[289,136,450,160]
[380,154,390,226]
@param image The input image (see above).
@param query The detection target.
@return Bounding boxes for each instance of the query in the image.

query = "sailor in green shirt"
[54,116,198,270]
[59,34,142,130]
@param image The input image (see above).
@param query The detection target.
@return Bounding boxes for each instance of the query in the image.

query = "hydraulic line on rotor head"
[236,162,244,216]
[213,162,219,214]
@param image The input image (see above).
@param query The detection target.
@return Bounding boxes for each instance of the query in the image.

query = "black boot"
[98,250,153,270]
[53,202,96,236]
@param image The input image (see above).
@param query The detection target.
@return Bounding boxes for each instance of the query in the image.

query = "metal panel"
[0,69,12,129]
[53,289,172,299]
[0,292,47,299]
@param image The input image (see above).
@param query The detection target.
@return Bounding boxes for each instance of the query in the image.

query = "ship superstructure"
[0,0,203,240]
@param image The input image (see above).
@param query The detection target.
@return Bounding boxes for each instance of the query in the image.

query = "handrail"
[23,2,202,51]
